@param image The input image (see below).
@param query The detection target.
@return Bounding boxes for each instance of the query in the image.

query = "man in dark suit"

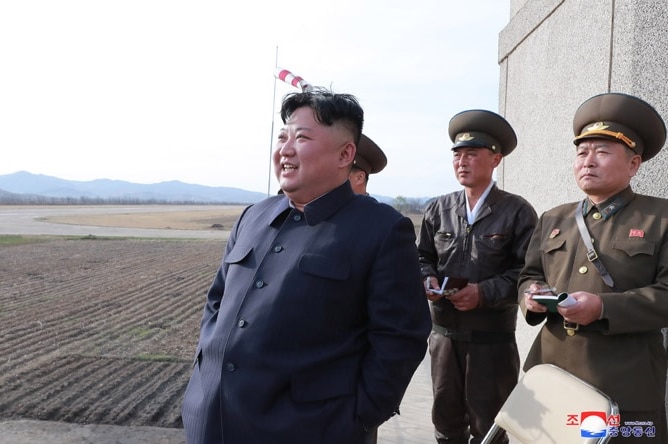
[181,88,432,444]
[520,92,668,442]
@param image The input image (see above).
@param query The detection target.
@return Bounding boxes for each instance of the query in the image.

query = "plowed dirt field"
[0,235,225,429]
[0,205,425,437]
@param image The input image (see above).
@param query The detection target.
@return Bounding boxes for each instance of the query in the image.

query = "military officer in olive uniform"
[349,134,387,195]
[418,110,537,444]
[520,92,668,442]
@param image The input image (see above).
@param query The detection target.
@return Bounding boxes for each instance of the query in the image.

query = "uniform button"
[255,280,264,288]
[593,212,602,220]
[225,362,236,372]
[579,266,588,274]
[238,319,247,328]
[273,245,283,253]
[293,214,302,221]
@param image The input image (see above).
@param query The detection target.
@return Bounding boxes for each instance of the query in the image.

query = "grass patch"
[127,325,159,339]
[77,234,131,241]
[0,234,212,245]
[0,235,56,246]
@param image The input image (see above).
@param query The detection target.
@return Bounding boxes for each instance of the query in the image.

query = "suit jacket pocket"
[613,238,656,257]
[291,357,358,402]
[299,253,350,281]
[224,243,253,264]
[543,237,565,254]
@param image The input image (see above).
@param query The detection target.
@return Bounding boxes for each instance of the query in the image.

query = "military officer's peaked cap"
[448,109,517,156]
[573,92,667,162]
[354,134,387,174]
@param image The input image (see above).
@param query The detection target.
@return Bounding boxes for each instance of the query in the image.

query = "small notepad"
[428,277,469,297]
[533,292,576,312]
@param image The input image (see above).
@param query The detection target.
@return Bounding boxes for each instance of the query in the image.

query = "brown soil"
[0,236,224,429]
[43,207,245,231]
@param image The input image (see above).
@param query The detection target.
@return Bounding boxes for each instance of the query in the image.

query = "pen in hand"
[523,287,557,294]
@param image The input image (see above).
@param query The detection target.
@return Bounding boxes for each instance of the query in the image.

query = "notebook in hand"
[533,292,576,312]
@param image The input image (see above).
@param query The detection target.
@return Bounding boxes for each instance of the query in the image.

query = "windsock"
[274,67,313,92]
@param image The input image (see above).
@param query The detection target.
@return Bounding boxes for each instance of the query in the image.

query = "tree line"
[1,192,430,214]
[0,195,243,206]
[392,196,430,214]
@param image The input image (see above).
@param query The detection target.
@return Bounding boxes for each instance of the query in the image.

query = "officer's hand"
[557,291,602,325]
[448,283,480,311]
[523,283,550,313]
[424,276,442,301]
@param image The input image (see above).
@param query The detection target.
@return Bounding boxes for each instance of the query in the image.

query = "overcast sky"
[0,1,510,199]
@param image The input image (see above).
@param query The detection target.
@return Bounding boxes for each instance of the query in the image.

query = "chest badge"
[549,228,560,239]
[629,229,645,238]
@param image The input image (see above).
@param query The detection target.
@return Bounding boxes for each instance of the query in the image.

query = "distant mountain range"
[0,171,267,204]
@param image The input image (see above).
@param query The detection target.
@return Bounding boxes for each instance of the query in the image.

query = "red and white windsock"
[274,67,313,92]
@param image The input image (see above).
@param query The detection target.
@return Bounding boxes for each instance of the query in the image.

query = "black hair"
[279,87,364,145]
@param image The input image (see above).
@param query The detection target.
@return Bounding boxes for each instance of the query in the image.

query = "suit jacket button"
[579,266,588,274]
[255,280,264,288]
[225,362,236,372]
[238,319,247,328]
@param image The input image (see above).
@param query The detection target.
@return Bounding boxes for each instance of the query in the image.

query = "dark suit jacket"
[182,182,431,444]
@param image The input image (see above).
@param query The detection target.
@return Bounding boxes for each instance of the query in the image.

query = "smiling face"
[273,106,355,210]
[452,146,501,190]
[573,139,641,203]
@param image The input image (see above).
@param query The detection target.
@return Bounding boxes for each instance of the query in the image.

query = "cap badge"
[629,229,645,238]
[549,228,560,239]
[585,122,609,132]
[457,133,474,142]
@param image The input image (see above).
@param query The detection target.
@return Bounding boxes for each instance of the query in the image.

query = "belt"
[563,320,579,336]
[561,319,607,336]
[432,324,515,344]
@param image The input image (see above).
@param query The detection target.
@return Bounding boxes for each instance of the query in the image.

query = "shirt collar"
[583,186,635,220]
[302,181,355,225]
[465,180,495,224]
[269,181,355,226]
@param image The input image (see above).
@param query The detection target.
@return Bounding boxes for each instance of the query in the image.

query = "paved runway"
[374,320,539,444]
[0,205,229,239]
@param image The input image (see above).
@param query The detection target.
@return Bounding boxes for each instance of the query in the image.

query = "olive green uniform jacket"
[519,187,668,411]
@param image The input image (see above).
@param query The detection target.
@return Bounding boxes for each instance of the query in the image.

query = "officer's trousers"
[429,331,519,444]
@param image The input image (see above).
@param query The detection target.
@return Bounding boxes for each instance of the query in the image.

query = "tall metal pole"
[267,46,279,197]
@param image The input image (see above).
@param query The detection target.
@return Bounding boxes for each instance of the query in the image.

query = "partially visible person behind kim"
[181,87,432,444]
[520,92,668,443]
[348,134,387,195]
[347,132,387,444]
